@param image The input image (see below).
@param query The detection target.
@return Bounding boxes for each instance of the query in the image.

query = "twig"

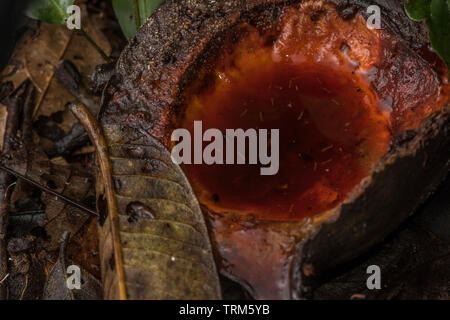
[0,165,98,218]
[78,29,111,63]
[9,210,45,217]
[0,273,9,284]
[19,274,28,300]
[69,103,127,300]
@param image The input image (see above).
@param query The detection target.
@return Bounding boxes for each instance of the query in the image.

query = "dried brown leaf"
[71,104,222,300]
[43,232,102,300]
[1,6,111,144]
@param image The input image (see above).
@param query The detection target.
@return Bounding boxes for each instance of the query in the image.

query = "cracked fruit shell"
[97,0,450,299]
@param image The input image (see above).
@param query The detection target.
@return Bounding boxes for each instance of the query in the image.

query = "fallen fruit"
[96,0,450,299]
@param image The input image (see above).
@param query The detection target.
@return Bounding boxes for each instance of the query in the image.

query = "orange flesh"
[178,4,448,222]
[182,64,390,220]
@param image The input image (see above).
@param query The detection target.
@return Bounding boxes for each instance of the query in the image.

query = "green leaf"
[112,0,164,39]
[404,0,431,21]
[25,0,74,25]
[426,0,450,70]
[405,0,450,76]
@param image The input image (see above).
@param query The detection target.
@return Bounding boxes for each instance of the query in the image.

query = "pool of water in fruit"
[180,59,390,221]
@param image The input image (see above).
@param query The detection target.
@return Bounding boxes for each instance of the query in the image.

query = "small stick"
[69,103,127,300]
[0,165,98,218]
[78,29,111,63]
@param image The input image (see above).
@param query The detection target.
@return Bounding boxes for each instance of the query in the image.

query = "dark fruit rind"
[294,105,450,298]
[98,0,450,299]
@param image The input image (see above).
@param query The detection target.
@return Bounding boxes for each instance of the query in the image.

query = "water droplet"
[126,146,145,159]
[142,159,155,173]
[126,201,155,223]
[113,177,122,191]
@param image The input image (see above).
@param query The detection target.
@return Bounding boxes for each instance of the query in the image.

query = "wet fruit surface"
[101,0,450,299]
[180,7,391,221]
[182,63,390,220]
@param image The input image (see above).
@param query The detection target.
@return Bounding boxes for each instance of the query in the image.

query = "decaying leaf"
[4,120,99,280]
[43,232,102,300]
[1,5,110,124]
[70,103,221,300]
[0,81,30,299]
[0,2,113,300]
[1,96,94,253]
[6,236,47,300]
[41,163,96,251]
[0,75,99,294]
